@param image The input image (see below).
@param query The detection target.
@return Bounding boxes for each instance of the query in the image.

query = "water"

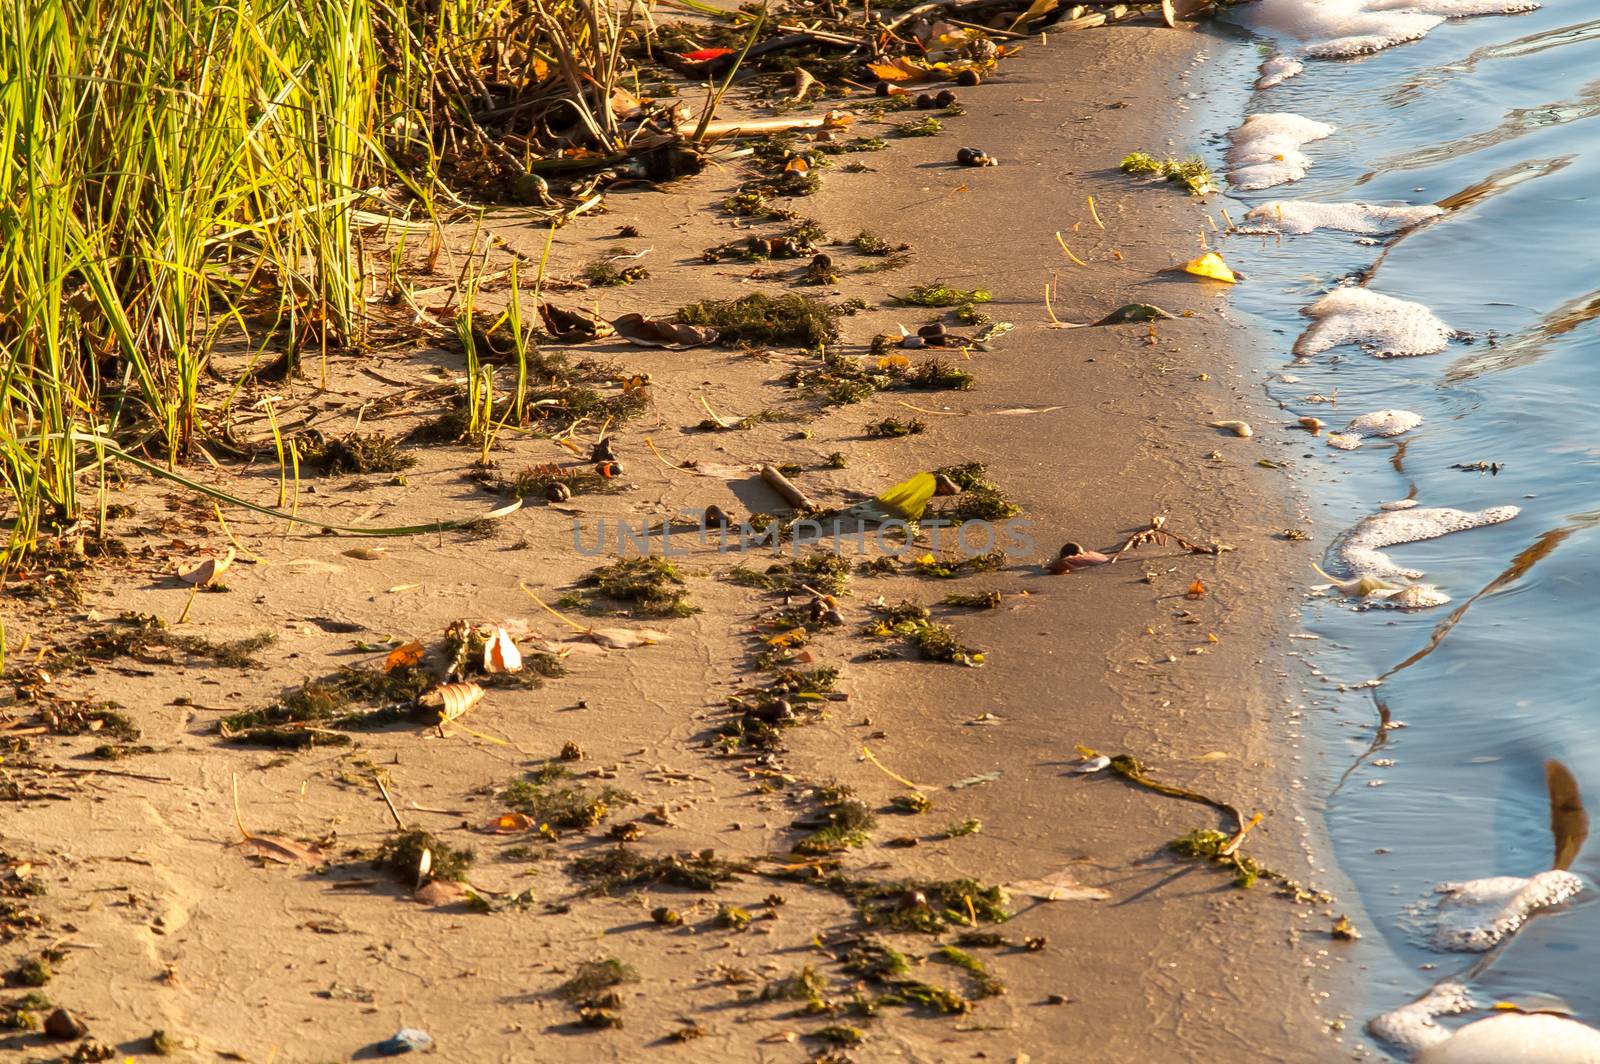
[1190,0,1600,1051]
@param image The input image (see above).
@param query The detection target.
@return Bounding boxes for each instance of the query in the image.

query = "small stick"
[760,464,818,513]
[373,771,406,830]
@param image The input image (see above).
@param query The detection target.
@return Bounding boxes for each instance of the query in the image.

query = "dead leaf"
[1187,579,1208,598]
[424,681,484,724]
[579,627,667,650]
[611,313,719,349]
[539,302,615,341]
[1010,870,1111,902]
[482,628,522,674]
[385,640,425,673]
[479,812,535,835]
[179,547,235,586]
[239,835,325,867]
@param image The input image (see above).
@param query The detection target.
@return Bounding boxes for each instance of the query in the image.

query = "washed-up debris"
[1211,419,1252,437]
[610,313,719,349]
[177,547,235,587]
[1047,543,1110,574]
[956,146,996,167]
[1119,151,1217,195]
[1093,303,1173,326]
[1110,514,1222,560]
[1176,251,1238,283]
[1453,460,1504,475]
[541,302,616,341]
[1298,416,1326,434]
[373,1028,434,1056]
[1328,504,1519,580]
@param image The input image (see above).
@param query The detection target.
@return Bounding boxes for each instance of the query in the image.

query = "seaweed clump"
[500,775,633,832]
[1119,151,1217,195]
[865,416,925,438]
[897,282,992,308]
[676,293,843,347]
[302,432,415,475]
[580,557,696,618]
[792,799,877,855]
[568,848,749,895]
[930,462,1020,522]
[373,829,475,884]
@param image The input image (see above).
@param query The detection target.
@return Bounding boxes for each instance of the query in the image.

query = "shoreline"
[0,19,1354,1062]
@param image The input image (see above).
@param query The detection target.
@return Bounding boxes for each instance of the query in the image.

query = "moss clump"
[6,956,51,987]
[942,817,982,839]
[826,452,848,469]
[1119,151,1217,195]
[865,416,925,438]
[842,941,909,981]
[933,944,1005,997]
[583,258,648,286]
[0,990,50,1030]
[580,557,696,618]
[896,116,941,137]
[568,848,748,895]
[942,590,1001,609]
[499,777,632,831]
[793,799,877,855]
[556,958,637,1003]
[762,964,829,1011]
[897,282,992,308]
[889,792,931,815]
[906,358,974,391]
[676,293,843,347]
[302,432,415,476]
[715,904,752,930]
[883,979,971,1014]
[814,1024,865,1046]
[374,829,474,883]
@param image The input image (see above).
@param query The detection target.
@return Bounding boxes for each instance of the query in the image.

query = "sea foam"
[1347,409,1423,437]
[1244,200,1444,235]
[1294,287,1453,358]
[1329,504,1520,579]
[1227,113,1336,190]
[1428,871,1583,951]
[1248,0,1540,62]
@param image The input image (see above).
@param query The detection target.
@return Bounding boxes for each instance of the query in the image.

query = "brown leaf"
[1186,579,1208,598]
[424,681,485,723]
[385,640,425,672]
[1009,870,1111,902]
[178,547,235,586]
[539,302,615,341]
[611,313,719,350]
[239,834,325,867]
[579,627,667,650]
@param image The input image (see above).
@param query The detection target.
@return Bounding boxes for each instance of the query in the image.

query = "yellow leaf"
[876,472,939,521]
[766,627,809,648]
[867,57,935,83]
[1181,251,1237,283]
[876,353,911,371]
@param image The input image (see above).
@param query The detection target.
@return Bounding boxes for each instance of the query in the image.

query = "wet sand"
[0,22,1353,1063]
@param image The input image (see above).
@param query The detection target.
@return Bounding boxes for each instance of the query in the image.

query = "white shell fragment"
[1329,504,1520,579]
[1227,113,1336,190]
[1070,755,1112,774]
[1427,871,1583,952]
[1212,419,1254,437]
[1347,409,1423,437]
[1243,200,1444,235]
[1294,288,1454,358]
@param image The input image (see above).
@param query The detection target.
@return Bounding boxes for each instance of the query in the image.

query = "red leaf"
[678,47,733,62]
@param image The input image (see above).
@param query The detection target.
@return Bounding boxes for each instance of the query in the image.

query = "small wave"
[1226,112,1336,189]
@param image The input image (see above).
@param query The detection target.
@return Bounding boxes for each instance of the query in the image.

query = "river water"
[1185,0,1600,1053]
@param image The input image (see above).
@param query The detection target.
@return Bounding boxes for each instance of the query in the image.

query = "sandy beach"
[1,19,1353,1062]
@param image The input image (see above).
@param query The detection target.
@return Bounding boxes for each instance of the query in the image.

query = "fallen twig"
[1109,514,1219,561]
[760,463,819,513]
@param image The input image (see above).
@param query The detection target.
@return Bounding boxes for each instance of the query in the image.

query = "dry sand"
[1,23,1355,1063]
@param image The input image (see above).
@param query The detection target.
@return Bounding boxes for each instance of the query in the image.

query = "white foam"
[1255,55,1304,88]
[1347,409,1423,437]
[1420,1012,1600,1064]
[1428,871,1583,951]
[1227,113,1336,190]
[1376,584,1451,608]
[1243,200,1444,235]
[1369,983,1476,1057]
[1248,0,1539,61]
[1294,288,1453,358]
[1327,432,1363,450]
[1330,504,1520,579]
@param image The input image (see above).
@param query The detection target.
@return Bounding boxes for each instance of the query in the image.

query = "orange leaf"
[679,47,733,62]
[784,157,810,174]
[481,812,536,835]
[1186,579,1208,598]
[385,640,425,672]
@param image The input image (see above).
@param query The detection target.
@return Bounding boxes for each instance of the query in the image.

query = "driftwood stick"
[760,464,819,513]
